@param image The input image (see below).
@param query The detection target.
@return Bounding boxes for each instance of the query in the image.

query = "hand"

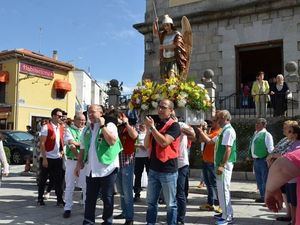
[120,113,129,124]
[265,189,283,212]
[144,116,155,129]
[42,158,48,168]
[74,161,84,177]
[99,117,105,126]
[270,91,275,95]
[216,166,224,175]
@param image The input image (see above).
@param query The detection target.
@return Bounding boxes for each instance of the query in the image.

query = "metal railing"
[215,92,299,118]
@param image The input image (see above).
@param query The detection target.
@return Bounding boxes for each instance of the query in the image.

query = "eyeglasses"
[158,105,169,110]
[56,115,63,118]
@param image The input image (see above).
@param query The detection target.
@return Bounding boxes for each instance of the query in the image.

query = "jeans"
[176,165,189,223]
[116,163,134,221]
[202,162,218,206]
[253,158,269,199]
[134,157,149,197]
[83,169,117,225]
[38,158,63,203]
[146,169,178,225]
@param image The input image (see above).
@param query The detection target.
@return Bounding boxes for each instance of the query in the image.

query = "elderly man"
[249,118,274,203]
[63,112,86,218]
[75,104,122,225]
[199,110,237,225]
[144,99,181,225]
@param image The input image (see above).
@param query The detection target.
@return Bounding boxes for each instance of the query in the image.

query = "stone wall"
[135,0,300,98]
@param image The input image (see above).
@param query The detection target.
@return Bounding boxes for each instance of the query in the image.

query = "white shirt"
[41,122,61,159]
[221,124,236,147]
[0,141,9,174]
[81,122,119,178]
[64,125,84,144]
[178,122,190,168]
[251,128,274,158]
[135,132,148,158]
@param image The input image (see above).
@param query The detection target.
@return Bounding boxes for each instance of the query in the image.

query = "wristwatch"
[100,124,106,129]
[149,126,155,132]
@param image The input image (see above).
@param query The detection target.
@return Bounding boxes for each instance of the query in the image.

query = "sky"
[0,0,146,94]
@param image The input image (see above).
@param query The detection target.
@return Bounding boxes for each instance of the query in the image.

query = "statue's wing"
[181,16,193,80]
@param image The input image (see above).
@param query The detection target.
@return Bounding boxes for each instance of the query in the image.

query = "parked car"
[1,131,35,164]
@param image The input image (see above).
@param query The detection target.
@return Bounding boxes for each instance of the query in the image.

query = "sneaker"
[214,205,222,214]
[44,192,50,200]
[114,214,125,219]
[37,199,45,206]
[63,210,71,218]
[215,218,234,225]
[214,213,222,219]
[199,203,215,211]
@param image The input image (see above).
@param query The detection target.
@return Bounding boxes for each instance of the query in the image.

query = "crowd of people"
[1,97,300,225]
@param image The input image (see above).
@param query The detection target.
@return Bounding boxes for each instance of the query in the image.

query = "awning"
[0,71,9,83]
[53,79,71,92]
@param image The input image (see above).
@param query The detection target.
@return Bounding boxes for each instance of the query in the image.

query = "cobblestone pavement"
[0,166,287,225]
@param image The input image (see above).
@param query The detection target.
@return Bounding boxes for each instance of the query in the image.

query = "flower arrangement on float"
[129,77,211,112]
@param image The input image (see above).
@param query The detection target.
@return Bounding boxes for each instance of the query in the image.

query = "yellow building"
[0,49,76,131]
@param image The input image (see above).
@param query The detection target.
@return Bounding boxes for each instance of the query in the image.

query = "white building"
[73,69,107,111]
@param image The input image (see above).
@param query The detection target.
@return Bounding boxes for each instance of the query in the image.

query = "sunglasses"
[56,115,63,118]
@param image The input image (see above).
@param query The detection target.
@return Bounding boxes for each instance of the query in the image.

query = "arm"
[265,157,300,212]
[216,145,232,175]
[144,130,151,150]
[265,132,274,153]
[150,127,175,148]
[102,122,118,146]
[181,126,196,141]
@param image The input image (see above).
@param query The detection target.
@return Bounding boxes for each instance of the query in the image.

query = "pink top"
[284,148,300,225]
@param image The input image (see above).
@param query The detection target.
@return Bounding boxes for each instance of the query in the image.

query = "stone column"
[202,69,216,119]
[284,61,300,116]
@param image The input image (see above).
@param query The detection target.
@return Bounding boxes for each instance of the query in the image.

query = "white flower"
[168,85,176,90]
[179,92,188,98]
[136,98,141,104]
[141,104,149,111]
[151,101,158,108]
[177,99,187,107]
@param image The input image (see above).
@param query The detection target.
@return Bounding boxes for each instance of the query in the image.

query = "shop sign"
[19,63,54,79]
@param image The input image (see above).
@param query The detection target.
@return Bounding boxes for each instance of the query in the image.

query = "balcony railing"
[215,92,299,118]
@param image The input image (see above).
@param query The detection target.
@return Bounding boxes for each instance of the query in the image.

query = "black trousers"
[133,157,149,196]
[83,169,118,225]
[38,158,63,202]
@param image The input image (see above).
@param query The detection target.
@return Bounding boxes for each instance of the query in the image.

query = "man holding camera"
[144,99,181,225]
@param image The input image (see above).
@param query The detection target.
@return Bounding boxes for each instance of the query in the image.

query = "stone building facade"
[134,0,300,99]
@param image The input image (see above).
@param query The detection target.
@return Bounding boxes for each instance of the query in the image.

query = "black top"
[149,118,181,173]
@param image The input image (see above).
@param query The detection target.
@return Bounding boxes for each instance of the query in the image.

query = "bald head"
[73,112,86,128]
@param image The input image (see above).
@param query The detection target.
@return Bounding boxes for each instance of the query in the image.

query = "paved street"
[0,166,287,225]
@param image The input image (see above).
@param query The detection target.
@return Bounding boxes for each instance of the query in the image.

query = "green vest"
[215,124,237,166]
[83,125,123,165]
[249,131,268,158]
[66,126,82,160]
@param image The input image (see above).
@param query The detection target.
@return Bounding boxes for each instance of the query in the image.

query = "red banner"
[19,63,54,79]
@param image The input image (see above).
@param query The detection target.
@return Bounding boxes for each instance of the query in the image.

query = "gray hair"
[219,110,231,121]
[74,111,85,120]
[256,118,267,127]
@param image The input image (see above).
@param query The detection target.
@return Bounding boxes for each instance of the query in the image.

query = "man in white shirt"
[38,108,65,206]
[249,118,274,203]
[75,104,121,225]
[63,112,86,218]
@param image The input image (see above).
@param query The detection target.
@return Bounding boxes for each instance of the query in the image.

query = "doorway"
[236,40,283,107]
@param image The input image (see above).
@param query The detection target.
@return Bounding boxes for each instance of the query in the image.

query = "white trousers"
[216,162,234,220]
[64,159,86,211]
